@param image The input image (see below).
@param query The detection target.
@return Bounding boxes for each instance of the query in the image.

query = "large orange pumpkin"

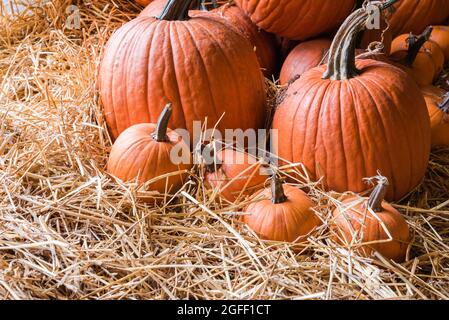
[242,174,321,243]
[140,2,279,77]
[272,2,431,201]
[279,38,331,85]
[234,0,355,41]
[107,105,192,195]
[389,0,449,36]
[332,176,410,262]
[429,26,449,61]
[203,144,268,202]
[99,0,266,141]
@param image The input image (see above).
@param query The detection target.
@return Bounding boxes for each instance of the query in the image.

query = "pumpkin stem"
[402,26,433,67]
[153,104,172,142]
[367,176,389,212]
[271,174,287,204]
[158,0,202,21]
[439,94,449,114]
[200,0,219,10]
[323,0,398,80]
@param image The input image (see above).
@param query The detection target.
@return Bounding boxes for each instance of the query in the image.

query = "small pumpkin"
[389,0,449,36]
[332,176,410,263]
[279,38,331,85]
[99,0,266,141]
[234,0,355,41]
[425,93,449,148]
[107,104,192,195]
[203,144,267,202]
[429,26,449,61]
[272,1,431,201]
[391,28,445,81]
[242,174,321,243]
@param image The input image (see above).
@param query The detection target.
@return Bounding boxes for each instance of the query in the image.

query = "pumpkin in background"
[429,26,449,61]
[135,0,153,6]
[359,11,393,55]
[107,105,192,195]
[332,176,410,263]
[389,0,449,36]
[391,28,445,82]
[279,38,331,85]
[202,144,267,202]
[272,2,431,201]
[234,0,355,41]
[242,174,321,243]
[140,2,279,77]
[99,0,266,141]
[423,92,449,148]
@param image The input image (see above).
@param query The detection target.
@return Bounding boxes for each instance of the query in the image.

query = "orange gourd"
[423,92,449,148]
[107,105,192,195]
[272,2,431,201]
[202,144,267,203]
[332,176,410,263]
[279,38,331,85]
[242,174,321,243]
[429,26,449,61]
[99,0,266,141]
[234,0,355,41]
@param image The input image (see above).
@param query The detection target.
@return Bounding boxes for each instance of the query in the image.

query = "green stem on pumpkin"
[158,0,202,21]
[271,174,287,204]
[367,176,389,212]
[153,104,172,142]
[323,0,398,80]
[402,26,433,67]
[439,94,449,114]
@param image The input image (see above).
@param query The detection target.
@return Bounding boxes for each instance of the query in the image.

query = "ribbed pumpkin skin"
[332,197,410,262]
[272,60,431,201]
[99,15,266,141]
[242,185,321,243]
[279,38,331,85]
[430,26,449,60]
[206,150,267,202]
[107,123,191,193]
[234,0,355,40]
[135,0,152,6]
[390,0,449,36]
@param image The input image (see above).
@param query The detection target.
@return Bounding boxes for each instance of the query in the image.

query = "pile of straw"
[1,0,449,300]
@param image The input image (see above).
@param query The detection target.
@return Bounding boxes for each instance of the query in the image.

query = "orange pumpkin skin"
[242,180,321,243]
[279,38,332,85]
[423,91,449,148]
[389,49,436,86]
[205,149,267,202]
[332,195,410,263]
[234,0,355,41]
[107,123,191,194]
[140,3,279,77]
[272,4,431,201]
[389,0,449,36]
[429,26,449,61]
[392,34,445,79]
[99,3,266,141]
[135,0,152,6]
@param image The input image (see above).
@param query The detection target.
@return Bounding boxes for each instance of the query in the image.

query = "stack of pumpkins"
[99,0,449,262]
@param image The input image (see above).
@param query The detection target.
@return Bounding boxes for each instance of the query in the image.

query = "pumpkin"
[424,92,449,147]
[107,104,192,195]
[135,0,153,6]
[140,2,279,77]
[202,144,267,202]
[429,26,449,61]
[99,0,266,141]
[332,176,410,262]
[389,0,449,36]
[234,0,355,41]
[279,38,332,85]
[242,174,321,243]
[391,27,444,85]
[272,1,431,201]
